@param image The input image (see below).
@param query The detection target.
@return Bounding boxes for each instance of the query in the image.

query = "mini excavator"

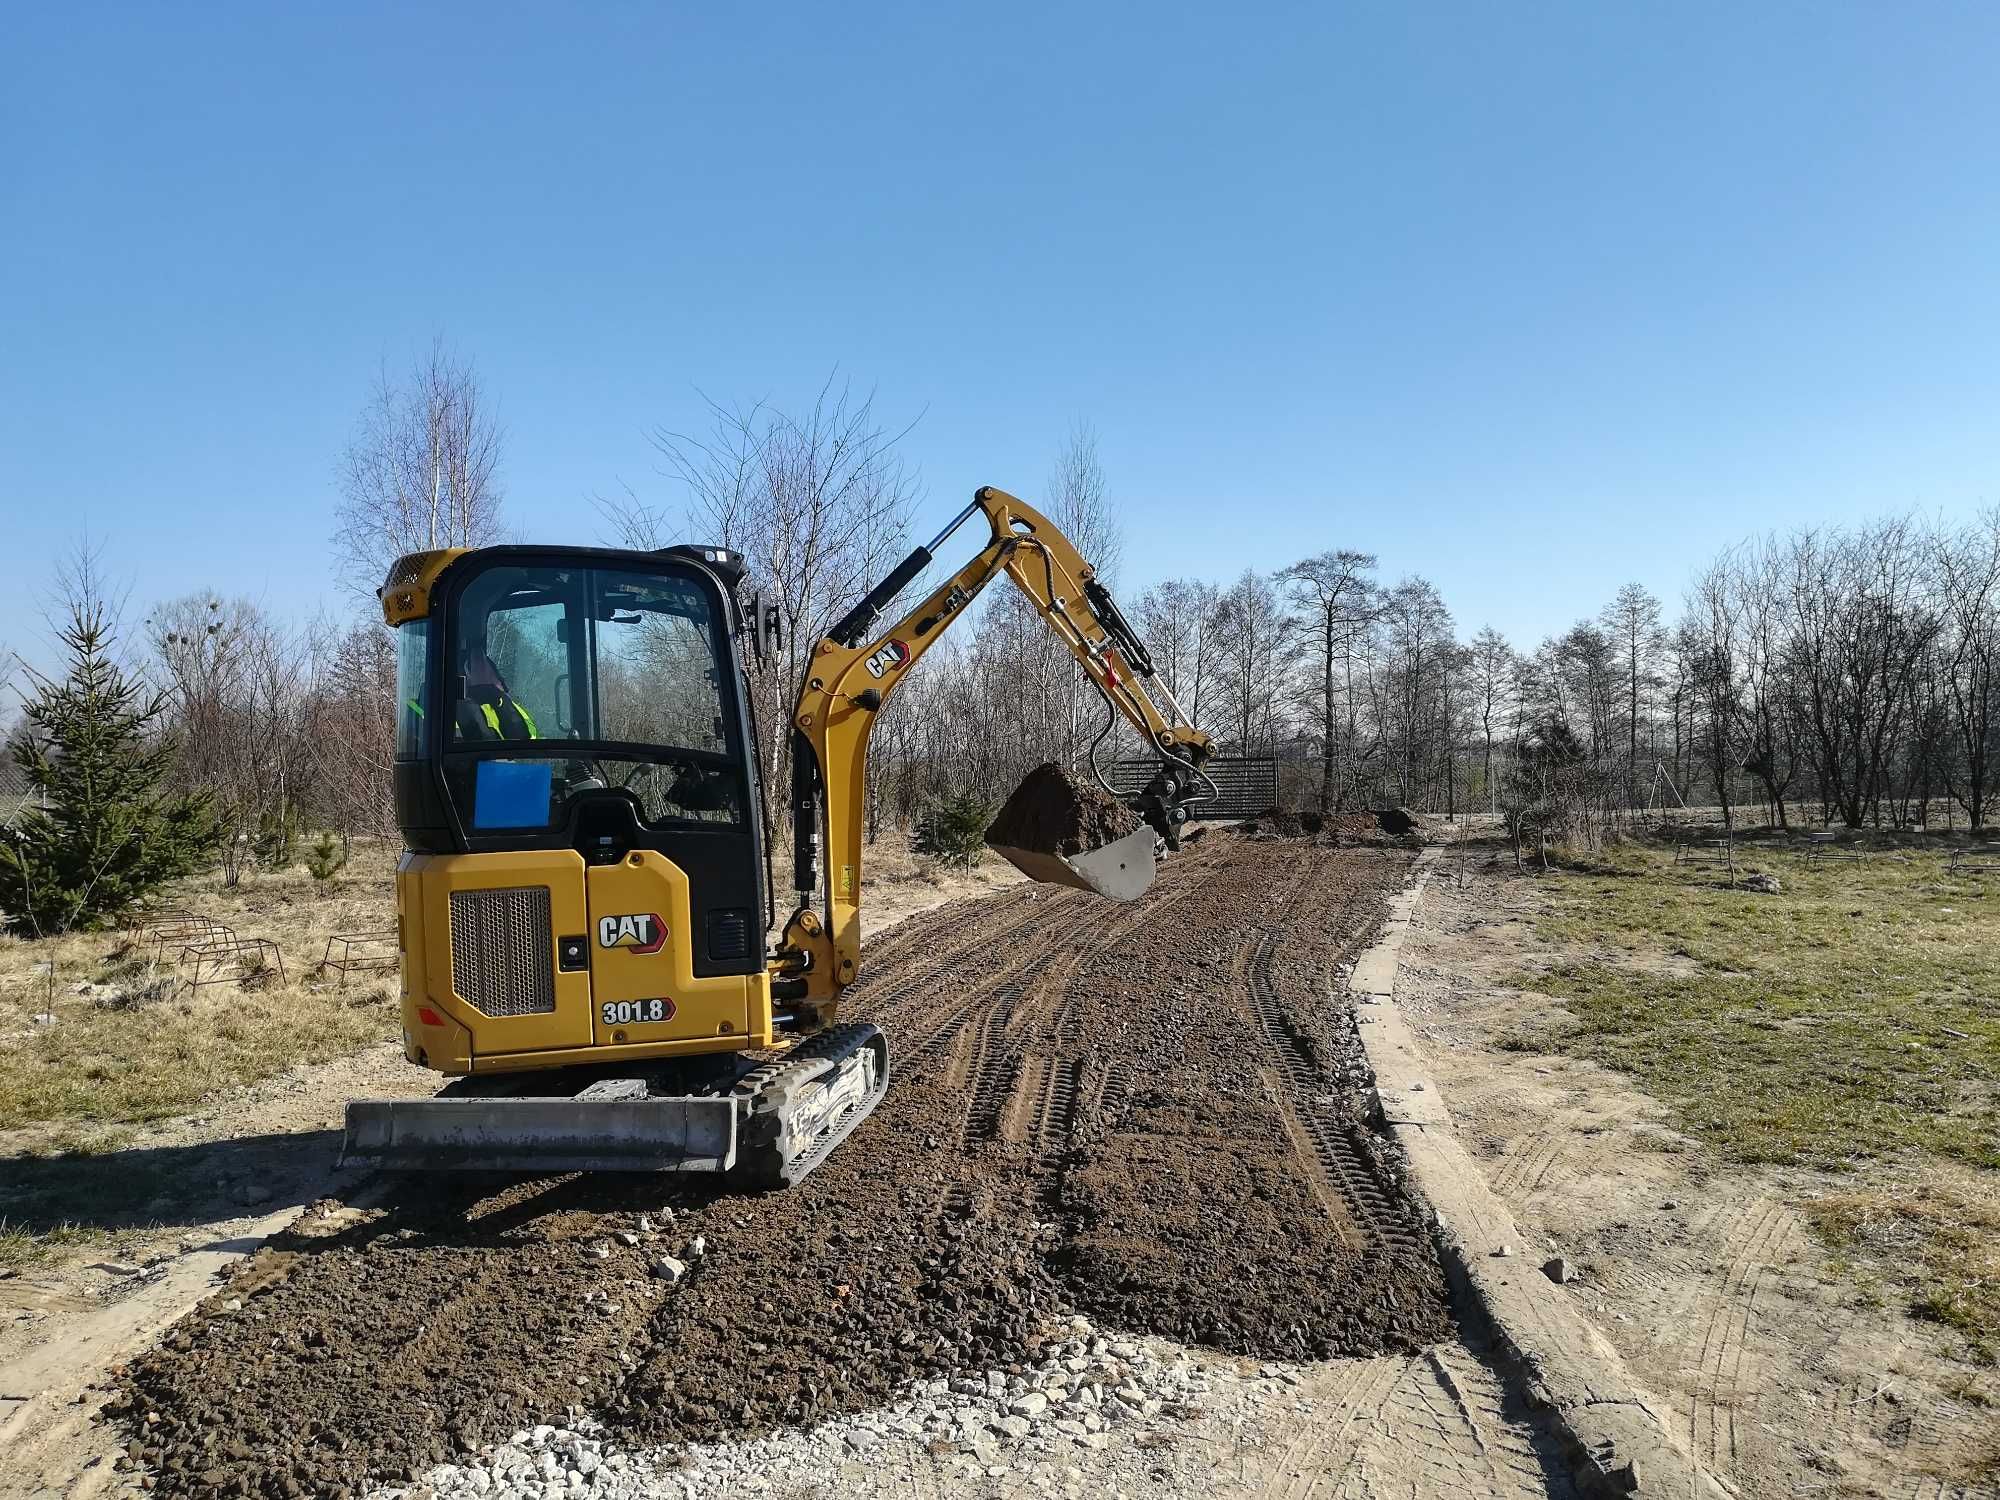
[342,487,1212,1187]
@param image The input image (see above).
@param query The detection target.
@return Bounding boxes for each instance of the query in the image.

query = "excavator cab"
[390,545,768,1000]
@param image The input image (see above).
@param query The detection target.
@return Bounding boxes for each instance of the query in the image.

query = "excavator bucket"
[984,762,1160,902]
[987,823,1158,903]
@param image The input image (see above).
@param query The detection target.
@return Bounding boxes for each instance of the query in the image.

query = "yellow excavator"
[342,486,1212,1186]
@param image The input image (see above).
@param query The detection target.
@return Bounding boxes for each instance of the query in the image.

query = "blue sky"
[5,3,1999,674]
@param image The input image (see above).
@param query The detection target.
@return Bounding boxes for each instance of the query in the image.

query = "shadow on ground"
[0,1129,353,1233]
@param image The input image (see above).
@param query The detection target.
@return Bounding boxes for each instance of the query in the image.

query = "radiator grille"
[449,887,556,1017]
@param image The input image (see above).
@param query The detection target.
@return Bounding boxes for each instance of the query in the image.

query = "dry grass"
[0,1215,104,1269]
[0,840,402,1131]
[1509,837,2000,1349]
[1805,1188,2000,1357]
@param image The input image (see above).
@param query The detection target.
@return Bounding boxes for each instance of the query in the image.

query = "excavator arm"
[771,485,1212,1015]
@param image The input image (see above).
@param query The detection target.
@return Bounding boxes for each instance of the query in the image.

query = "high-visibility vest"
[480,699,538,738]
[412,697,539,739]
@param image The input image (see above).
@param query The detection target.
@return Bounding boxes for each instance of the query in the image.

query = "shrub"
[304,831,350,884]
[253,807,299,870]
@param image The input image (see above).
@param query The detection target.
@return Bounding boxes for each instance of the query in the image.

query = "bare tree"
[1374,578,1456,805]
[991,422,1124,772]
[1213,570,1292,759]
[1600,582,1664,805]
[1935,509,2000,828]
[148,594,313,878]
[1777,518,1941,827]
[1134,578,1222,731]
[1278,550,1377,811]
[1466,626,1516,812]
[304,619,400,836]
[1687,561,1748,871]
[333,337,506,602]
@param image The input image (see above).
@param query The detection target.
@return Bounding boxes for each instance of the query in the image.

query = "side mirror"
[763,602,782,662]
[745,592,768,671]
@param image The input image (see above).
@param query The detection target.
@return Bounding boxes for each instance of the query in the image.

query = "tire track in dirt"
[1685,1197,1791,1469]
[114,831,1452,1499]
[1235,848,1424,1256]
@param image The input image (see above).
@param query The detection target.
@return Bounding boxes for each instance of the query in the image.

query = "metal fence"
[1107,756,1278,820]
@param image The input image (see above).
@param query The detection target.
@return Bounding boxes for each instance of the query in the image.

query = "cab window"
[395,618,429,759]
[441,561,742,830]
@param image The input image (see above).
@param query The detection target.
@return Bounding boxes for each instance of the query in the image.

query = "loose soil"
[110,833,1451,1498]
[1238,807,1425,844]
[984,762,1140,856]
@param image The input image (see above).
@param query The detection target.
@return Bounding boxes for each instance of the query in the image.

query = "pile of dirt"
[1376,806,1420,836]
[1238,807,1427,844]
[112,832,1452,1497]
[985,761,1140,856]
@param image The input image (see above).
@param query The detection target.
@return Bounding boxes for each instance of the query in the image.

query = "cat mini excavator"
[341,486,1212,1187]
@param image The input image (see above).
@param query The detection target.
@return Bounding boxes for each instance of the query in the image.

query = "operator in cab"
[456,652,537,740]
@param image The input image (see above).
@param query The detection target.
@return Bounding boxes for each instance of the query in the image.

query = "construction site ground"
[40,825,1990,1499]
[0,827,1609,1500]
[1400,842,2000,1500]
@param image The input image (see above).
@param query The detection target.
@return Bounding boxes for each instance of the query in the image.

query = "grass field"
[1506,837,2000,1351]
[0,842,404,1134]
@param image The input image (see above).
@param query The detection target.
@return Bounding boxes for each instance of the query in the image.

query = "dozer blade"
[988,824,1158,902]
[340,1093,741,1175]
[339,1022,891,1188]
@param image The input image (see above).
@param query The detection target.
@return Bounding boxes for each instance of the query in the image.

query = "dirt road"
[107,832,1459,1497]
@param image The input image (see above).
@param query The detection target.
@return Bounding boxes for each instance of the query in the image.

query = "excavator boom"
[774,486,1212,1019]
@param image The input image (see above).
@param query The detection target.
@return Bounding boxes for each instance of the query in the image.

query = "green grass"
[1507,842,2000,1349]
[1509,846,2000,1172]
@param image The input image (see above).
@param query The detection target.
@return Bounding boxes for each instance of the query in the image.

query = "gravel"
[113,833,1451,1497]
[367,1316,1264,1500]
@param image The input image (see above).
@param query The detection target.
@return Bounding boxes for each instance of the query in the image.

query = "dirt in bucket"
[984,762,1142,857]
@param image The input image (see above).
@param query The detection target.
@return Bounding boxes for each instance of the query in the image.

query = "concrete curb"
[1350,847,1727,1500]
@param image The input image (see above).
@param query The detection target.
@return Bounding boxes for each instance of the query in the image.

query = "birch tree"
[333,337,506,602]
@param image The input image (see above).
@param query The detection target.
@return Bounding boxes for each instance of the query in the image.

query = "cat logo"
[596,913,667,954]
[863,639,910,679]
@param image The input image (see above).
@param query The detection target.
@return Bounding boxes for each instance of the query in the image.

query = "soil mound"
[985,762,1140,856]
[113,833,1450,1497]
[1238,807,1427,844]
[1376,806,1420,836]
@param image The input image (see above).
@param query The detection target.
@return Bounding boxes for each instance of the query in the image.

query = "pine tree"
[304,830,349,884]
[913,794,993,871]
[0,601,220,935]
